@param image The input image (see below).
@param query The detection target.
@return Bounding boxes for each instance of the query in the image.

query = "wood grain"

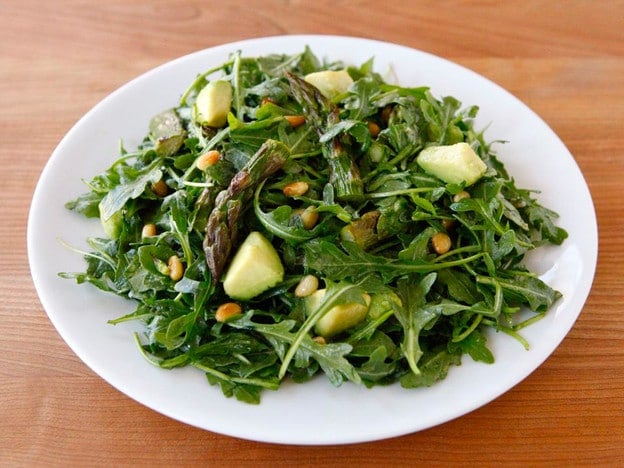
[2,0,623,465]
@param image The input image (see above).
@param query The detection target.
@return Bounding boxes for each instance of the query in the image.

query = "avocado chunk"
[222,231,284,300]
[149,109,186,157]
[416,142,487,186]
[193,80,232,128]
[99,206,123,239]
[305,288,371,338]
[304,69,353,99]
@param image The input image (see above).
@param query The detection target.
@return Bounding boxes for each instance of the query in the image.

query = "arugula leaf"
[524,201,569,245]
[229,312,361,386]
[436,269,480,304]
[400,347,462,388]
[357,346,397,385]
[452,330,494,364]
[303,239,484,283]
[98,158,164,221]
[478,274,561,313]
[61,47,568,403]
[65,191,103,218]
[394,273,439,376]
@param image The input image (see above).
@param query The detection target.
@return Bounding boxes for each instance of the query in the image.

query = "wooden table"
[2,1,623,465]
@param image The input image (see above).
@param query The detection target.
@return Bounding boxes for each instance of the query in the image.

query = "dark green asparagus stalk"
[286,72,364,202]
[203,139,290,280]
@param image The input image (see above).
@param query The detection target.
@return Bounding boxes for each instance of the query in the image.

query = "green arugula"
[61,48,567,403]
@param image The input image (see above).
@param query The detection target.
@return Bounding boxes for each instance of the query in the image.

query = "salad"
[62,47,567,404]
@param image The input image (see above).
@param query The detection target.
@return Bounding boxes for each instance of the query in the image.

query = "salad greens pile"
[62,47,567,404]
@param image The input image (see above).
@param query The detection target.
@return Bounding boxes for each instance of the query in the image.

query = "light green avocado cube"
[304,69,353,99]
[305,288,371,338]
[149,109,186,157]
[222,231,284,301]
[416,142,487,186]
[193,80,232,128]
[99,205,123,239]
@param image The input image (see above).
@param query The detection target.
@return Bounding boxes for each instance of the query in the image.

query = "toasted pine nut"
[431,232,452,255]
[441,219,456,231]
[285,115,306,128]
[295,274,319,298]
[381,105,393,123]
[142,223,157,238]
[215,302,242,322]
[313,336,326,345]
[453,190,471,203]
[151,179,168,197]
[300,206,319,230]
[367,121,381,137]
[167,255,184,281]
[196,150,220,170]
[283,181,309,197]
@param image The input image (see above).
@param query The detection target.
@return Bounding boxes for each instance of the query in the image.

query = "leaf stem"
[232,52,243,120]
[362,146,418,182]
[452,313,483,342]
[365,187,437,199]
[278,282,363,380]
[432,245,481,263]
[192,362,280,390]
[57,237,116,270]
[179,60,233,106]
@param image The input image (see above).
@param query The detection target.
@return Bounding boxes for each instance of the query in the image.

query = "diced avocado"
[304,69,353,99]
[99,206,123,239]
[193,80,232,128]
[305,288,371,338]
[416,142,487,186]
[222,231,284,300]
[149,109,186,157]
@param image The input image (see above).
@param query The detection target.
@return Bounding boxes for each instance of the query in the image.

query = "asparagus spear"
[203,139,290,280]
[285,72,364,202]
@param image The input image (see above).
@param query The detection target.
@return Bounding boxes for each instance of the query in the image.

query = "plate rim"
[27,34,598,445]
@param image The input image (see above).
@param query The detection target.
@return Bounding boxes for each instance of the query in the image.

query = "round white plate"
[28,35,597,445]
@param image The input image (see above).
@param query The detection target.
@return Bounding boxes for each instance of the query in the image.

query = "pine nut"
[283,181,309,197]
[294,274,319,298]
[441,219,455,231]
[313,336,326,345]
[142,223,157,238]
[167,255,184,281]
[453,190,471,203]
[431,232,452,255]
[196,150,220,170]
[367,121,381,137]
[284,115,306,128]
[300,206,319,230]
[381,105,393,123]
[215,302,242,322]
[151,179,168,197]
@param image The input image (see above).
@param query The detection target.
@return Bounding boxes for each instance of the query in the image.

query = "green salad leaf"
[62,47,567,403]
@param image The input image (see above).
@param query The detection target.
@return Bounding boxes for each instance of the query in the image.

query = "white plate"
[28,35,597,445]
